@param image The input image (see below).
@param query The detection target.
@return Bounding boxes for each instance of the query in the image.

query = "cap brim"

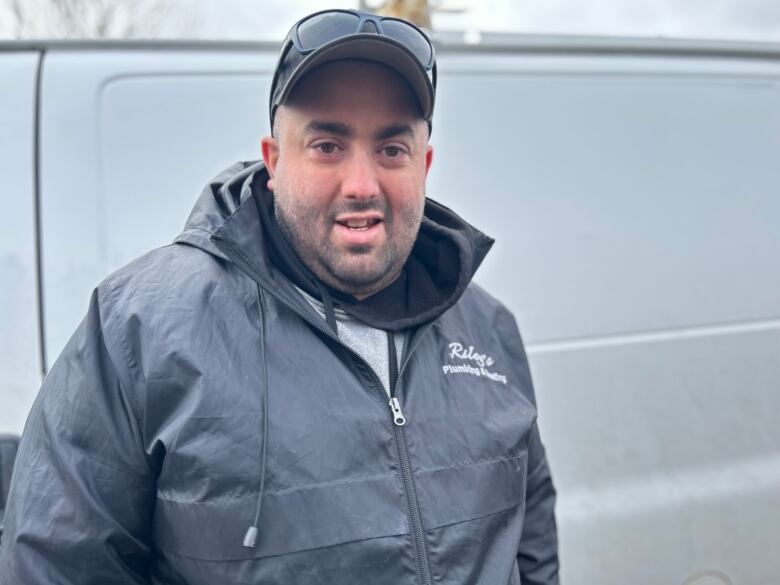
[276,34,434,120]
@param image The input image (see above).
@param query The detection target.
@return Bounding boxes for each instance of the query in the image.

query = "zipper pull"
[389,397,406,426]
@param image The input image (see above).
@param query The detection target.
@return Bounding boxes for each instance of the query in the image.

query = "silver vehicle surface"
[1,36,779,584]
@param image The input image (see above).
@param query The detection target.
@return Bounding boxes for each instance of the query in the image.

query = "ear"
[424,144,434,177]
[261,136,280,191]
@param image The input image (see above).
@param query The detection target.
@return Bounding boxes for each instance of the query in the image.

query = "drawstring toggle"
[243,525,258,548]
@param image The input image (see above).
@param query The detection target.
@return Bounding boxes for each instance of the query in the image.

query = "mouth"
[334,215,384,231]
[332,214,385,246]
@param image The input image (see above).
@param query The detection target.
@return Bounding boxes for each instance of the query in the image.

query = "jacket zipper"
[212,235,434,583]
[388,331,433,585]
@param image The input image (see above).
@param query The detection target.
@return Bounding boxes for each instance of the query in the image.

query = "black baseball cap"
[269,9,437,133]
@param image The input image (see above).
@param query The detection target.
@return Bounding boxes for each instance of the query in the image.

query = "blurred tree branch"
[3,0,191,39]
[372,0,432,29]
[359,0,468,30]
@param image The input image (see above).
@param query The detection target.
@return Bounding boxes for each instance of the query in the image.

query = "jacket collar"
[175,161,263,263]
[174,161,495,329]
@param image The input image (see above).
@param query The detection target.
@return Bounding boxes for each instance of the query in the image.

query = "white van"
[1,35,779,584]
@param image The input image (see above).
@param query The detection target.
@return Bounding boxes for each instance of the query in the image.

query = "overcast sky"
[2,0,780,41]
[189,0,780,42]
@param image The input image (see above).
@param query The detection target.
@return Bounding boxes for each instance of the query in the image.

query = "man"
[0,8,558,584]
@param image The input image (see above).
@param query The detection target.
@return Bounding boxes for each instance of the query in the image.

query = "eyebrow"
[374,124,415,141]
[304,121,352,136]
[303,120,416,141]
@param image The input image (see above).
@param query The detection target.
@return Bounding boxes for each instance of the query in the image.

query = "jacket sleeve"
[0,287,155,584]
[517,421,559,584]
[492,300,560,584]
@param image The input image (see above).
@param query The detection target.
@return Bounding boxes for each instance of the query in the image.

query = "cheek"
[277,157,336,199]
[274,177,334,233]
[387,175,426,215]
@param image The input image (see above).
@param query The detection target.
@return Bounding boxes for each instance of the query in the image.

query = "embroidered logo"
[442,342,507,385]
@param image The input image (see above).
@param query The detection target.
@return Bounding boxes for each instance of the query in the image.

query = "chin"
[326,265,390,294]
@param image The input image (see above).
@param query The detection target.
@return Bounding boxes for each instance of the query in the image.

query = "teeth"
[346,220,370,229]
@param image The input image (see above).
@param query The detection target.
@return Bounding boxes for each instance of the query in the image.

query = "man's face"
[261,60,433,300]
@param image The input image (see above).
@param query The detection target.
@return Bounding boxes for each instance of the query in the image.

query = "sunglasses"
[290,9,436,71]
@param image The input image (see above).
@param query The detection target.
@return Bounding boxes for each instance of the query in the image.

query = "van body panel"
[430,54,780,342]
[0,52,41,434]
[531,325,780,583]
[38,50,276,364]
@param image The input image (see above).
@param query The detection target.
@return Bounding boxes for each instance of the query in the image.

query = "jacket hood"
[175,161,494,329]
[175,160,261,260]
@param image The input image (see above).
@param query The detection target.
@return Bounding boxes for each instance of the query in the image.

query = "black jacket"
[0,162,559,584]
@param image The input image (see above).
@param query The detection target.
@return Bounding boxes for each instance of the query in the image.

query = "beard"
[273,185,424,298]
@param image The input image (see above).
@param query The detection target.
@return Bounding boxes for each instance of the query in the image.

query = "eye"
[382,145,404,158]
[316,142,338,154]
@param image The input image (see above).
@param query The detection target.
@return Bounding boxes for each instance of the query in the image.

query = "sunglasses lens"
[380,19,433,68]
[297,12,362,50]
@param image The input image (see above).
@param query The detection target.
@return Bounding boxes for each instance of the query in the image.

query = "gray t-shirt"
[296,288,404,398]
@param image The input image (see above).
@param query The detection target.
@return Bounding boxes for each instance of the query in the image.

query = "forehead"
[282,60,424,127]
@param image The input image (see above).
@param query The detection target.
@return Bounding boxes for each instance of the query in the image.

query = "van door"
[0,50,43,435]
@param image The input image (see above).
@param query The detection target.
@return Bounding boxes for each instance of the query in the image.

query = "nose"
[341,151,381,200]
